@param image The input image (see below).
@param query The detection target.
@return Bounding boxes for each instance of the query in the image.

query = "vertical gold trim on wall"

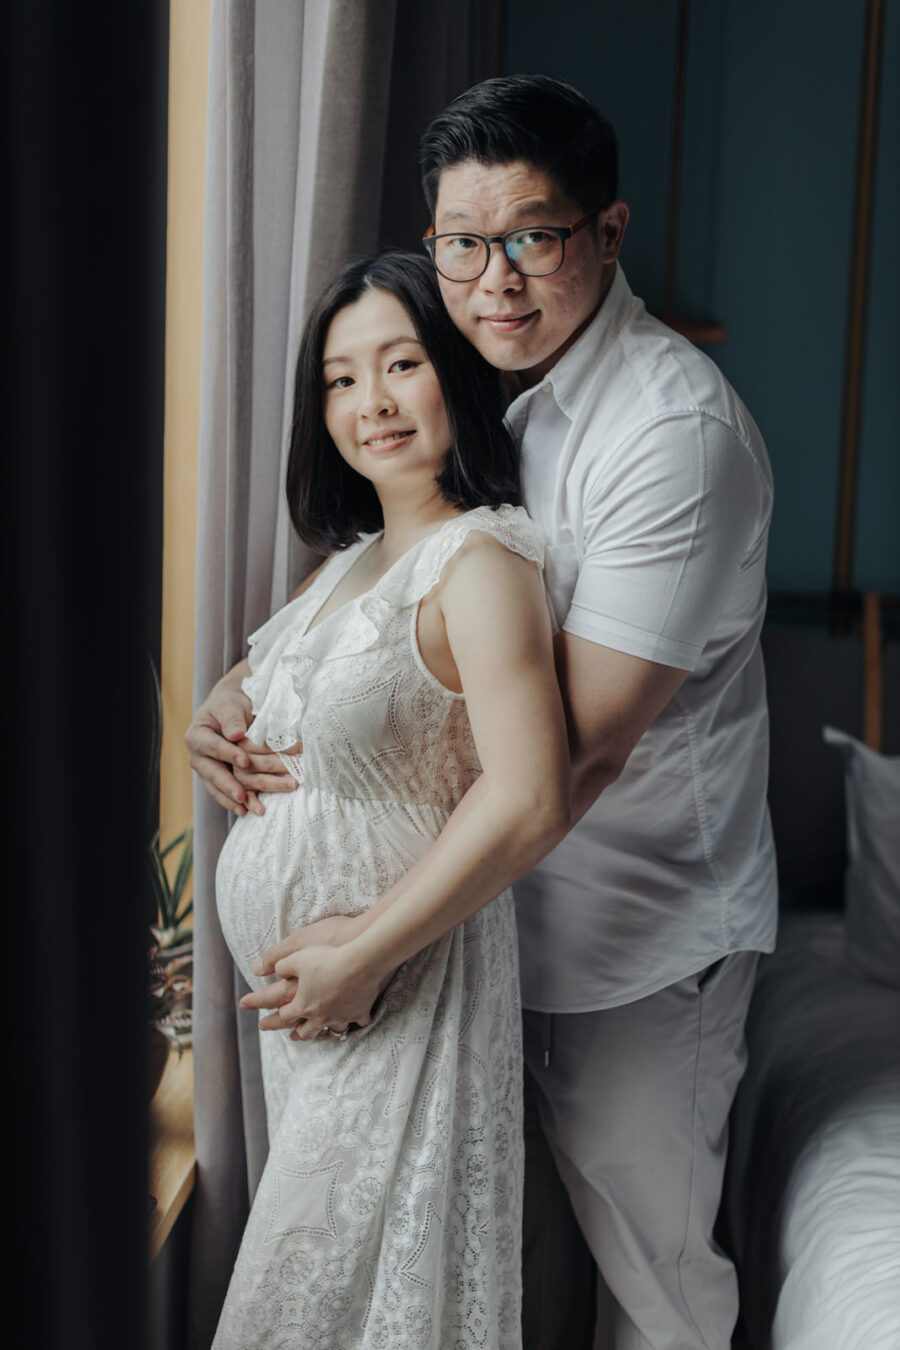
[833,0,884,596]
[862,592,883,752]
[160,0,212,852]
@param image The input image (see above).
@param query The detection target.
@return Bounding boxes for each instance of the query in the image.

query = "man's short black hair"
[286,251,520,553]
[420,74,618,218]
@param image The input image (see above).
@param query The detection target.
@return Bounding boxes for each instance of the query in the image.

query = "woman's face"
[322,289,453,491]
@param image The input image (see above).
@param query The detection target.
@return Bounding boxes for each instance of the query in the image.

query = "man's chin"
[473,339,540,375]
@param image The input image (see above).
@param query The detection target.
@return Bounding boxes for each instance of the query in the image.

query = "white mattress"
[728,913,900,1349]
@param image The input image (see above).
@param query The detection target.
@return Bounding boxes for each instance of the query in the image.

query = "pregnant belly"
[216,786,446,982]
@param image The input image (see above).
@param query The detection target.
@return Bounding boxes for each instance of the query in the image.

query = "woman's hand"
[241,942,392,1042]
[240,913,395,1038]
[249,913,365,978]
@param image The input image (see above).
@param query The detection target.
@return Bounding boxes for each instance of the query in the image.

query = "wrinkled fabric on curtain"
[189,2,498,1343]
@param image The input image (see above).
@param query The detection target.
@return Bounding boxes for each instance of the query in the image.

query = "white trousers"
[522,952,759,1350]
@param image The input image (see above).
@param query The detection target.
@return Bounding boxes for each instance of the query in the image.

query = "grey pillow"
[824,726,900,988]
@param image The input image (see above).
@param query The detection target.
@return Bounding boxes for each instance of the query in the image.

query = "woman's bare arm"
[243,535,570,1036]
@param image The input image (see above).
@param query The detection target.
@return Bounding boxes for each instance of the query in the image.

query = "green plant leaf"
[171,826,194,906]
[148,657,162,795]
[146,657,195,935]
[149,842,174,929]
[160,828,189,861]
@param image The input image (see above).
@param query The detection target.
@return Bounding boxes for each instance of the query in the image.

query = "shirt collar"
[506,263,634,425]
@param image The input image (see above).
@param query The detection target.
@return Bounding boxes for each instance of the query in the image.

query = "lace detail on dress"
[213,505,538,1348]
[243,505,545,756]
[240,545,356,752]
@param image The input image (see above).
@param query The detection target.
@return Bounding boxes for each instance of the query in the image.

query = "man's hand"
[185,662,296,816]
[232,736,302,811]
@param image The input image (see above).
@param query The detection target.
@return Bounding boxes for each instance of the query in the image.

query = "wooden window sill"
[149,1046,195,1261]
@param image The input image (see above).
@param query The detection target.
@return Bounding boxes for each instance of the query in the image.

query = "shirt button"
[542,382,552,394]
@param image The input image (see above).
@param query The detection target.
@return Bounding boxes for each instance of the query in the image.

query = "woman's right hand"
[240,913,387,1032]
[250,914,365,977]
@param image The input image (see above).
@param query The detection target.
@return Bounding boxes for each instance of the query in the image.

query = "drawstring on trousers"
[541,1013,554,1068]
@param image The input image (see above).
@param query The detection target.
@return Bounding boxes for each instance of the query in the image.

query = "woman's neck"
[376,486,462,566]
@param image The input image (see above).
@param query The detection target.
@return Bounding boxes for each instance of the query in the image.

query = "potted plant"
[147,661,194,1072]
[149,824,194,955]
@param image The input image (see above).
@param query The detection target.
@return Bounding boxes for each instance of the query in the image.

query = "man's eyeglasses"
[423,211,600,283]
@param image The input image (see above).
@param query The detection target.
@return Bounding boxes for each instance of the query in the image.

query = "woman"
[211,252,569,1349]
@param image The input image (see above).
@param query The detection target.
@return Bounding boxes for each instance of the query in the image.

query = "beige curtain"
[189,2,499,1342]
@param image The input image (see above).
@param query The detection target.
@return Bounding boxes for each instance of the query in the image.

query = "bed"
[725,612,900,1349]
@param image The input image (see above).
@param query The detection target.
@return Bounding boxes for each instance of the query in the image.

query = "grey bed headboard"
[761,623,899,911]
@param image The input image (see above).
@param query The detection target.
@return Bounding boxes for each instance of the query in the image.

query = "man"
[187,75,776,1350]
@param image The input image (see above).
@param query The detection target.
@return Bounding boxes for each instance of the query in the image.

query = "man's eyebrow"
[437,201,560,228]
[323,336,424,367]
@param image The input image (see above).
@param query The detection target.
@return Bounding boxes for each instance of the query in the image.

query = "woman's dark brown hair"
[286,250,520,552]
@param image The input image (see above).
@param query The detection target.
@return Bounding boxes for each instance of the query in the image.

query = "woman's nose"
[359,380,397,418]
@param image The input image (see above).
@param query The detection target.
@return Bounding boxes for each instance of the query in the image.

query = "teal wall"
[505,0,899,592]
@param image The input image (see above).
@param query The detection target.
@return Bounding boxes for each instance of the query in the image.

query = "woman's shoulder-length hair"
[285,250,520,553]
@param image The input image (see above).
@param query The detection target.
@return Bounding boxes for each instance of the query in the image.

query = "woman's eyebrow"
[323,336,424,367]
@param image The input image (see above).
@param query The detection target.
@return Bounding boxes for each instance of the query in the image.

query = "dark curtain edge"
[6,4,169,1348]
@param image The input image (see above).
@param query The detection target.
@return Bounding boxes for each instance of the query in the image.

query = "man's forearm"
[568,751,627,826]
[554,629,688,826]
[214,656,252,695]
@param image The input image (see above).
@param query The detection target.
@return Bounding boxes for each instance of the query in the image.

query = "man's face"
[432,159,621,388]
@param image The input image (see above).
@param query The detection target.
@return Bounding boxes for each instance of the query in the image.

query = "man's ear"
[599,202,629,262]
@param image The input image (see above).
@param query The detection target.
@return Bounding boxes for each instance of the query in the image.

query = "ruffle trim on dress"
[244,654,312,751]
[239,544,366,750]
[243,625,306,752]
[371,503,545,614]
[244,506,545,750]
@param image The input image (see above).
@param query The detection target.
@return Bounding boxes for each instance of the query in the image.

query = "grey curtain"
[189,2,500,1343]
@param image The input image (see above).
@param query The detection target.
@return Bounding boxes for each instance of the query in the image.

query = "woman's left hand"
[242,943,390,1042]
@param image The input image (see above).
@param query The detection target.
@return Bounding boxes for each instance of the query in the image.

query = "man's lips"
[361,429,415,451]
[479,310,538,332]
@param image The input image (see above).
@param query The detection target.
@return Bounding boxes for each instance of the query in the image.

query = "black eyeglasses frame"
[422,211,602,283]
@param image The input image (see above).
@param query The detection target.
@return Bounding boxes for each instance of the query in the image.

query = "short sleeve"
[564,413,770,670]
[377,504,547,612]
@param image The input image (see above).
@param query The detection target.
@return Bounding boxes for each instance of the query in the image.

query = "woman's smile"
[361,428,416,451]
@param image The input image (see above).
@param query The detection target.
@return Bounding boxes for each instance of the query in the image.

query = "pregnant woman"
[209,252,569,1349]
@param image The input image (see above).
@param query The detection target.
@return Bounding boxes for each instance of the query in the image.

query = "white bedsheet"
[728,913,900,1349]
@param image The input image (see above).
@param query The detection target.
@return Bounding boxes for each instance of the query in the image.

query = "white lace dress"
[213,505,545,1350]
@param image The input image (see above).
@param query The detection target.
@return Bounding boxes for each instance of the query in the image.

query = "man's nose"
[478,241,524,293]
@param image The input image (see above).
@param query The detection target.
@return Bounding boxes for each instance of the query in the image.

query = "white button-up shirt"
[509,265,777,1011]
